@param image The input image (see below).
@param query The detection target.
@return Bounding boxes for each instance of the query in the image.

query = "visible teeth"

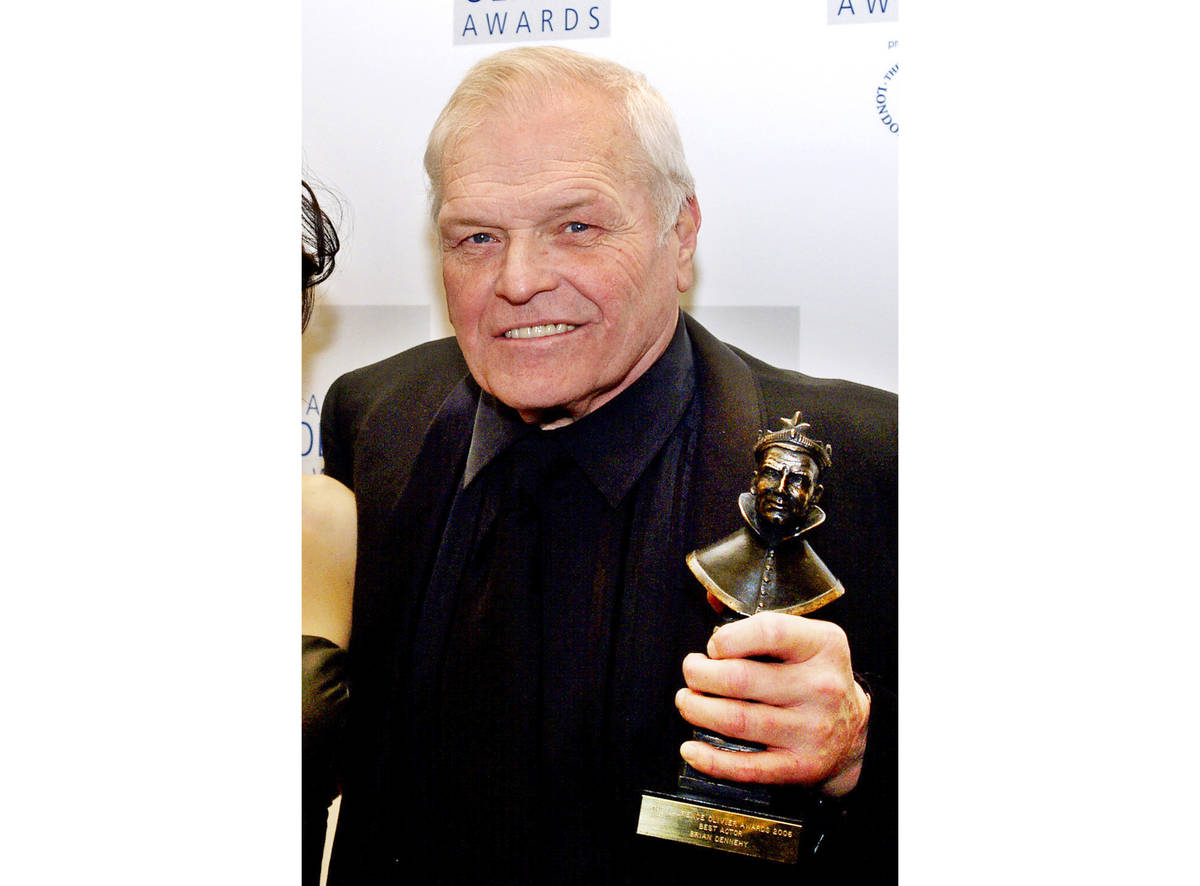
[504,323,576,339]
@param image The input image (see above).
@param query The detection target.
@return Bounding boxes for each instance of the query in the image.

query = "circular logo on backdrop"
[875,62,900,134]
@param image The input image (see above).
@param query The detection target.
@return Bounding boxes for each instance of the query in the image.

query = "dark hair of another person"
[302,180,340,331]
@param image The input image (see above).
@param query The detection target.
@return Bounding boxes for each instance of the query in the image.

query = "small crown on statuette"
[753,411,833,470]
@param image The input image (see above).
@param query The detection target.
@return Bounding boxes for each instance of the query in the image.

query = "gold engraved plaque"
[636,792,803,864]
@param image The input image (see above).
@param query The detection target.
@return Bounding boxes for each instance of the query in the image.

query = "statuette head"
[751,413,832,532]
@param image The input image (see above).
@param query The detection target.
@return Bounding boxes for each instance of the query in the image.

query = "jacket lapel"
[683,312,764,552]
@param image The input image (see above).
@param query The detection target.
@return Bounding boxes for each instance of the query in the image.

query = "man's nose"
[775,469,790,493]
[496,235,556,304]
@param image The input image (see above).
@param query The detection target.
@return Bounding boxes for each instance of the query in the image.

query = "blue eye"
[566,222,590,234]
[468,233,493,244]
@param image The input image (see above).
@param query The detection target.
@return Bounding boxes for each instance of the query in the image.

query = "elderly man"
[320,46,896,883]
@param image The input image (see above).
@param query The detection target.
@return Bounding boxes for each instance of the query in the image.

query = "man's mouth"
[503,323,577,339]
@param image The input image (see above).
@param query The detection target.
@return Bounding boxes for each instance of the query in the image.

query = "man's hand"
[675,609,870,798]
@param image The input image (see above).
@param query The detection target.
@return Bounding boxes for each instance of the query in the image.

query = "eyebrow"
[439,213,497,231]
[545,197,596,215]
[440,195,606,230]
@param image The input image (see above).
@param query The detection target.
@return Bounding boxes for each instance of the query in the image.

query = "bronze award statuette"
[637,413,844,864]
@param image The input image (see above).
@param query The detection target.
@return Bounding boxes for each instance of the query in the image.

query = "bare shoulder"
[302,474,356,537]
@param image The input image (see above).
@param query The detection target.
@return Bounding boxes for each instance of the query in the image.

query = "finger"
[675,687,813,749]
[679,738,831,786]
[707,611,845,664]
[681,652,804,707]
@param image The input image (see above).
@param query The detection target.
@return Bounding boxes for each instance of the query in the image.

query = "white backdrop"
[303,1,899,473]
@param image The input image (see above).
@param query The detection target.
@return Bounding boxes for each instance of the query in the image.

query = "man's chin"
[493,389,581,426]
[483,379,602,426]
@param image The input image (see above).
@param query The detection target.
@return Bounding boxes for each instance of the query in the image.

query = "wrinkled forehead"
[757,447,819,475]
[444,87,639,176]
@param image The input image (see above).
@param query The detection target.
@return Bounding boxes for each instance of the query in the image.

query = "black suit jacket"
[320,312,897,883]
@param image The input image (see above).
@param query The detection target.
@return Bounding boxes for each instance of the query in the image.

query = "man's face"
[753,448,822,531]
[437,89,699,424]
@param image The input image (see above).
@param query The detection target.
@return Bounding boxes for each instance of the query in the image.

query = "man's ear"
[673,196,701,293]
[811,483,823,507]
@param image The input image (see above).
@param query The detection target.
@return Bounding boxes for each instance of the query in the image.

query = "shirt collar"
[462,312,696,507]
